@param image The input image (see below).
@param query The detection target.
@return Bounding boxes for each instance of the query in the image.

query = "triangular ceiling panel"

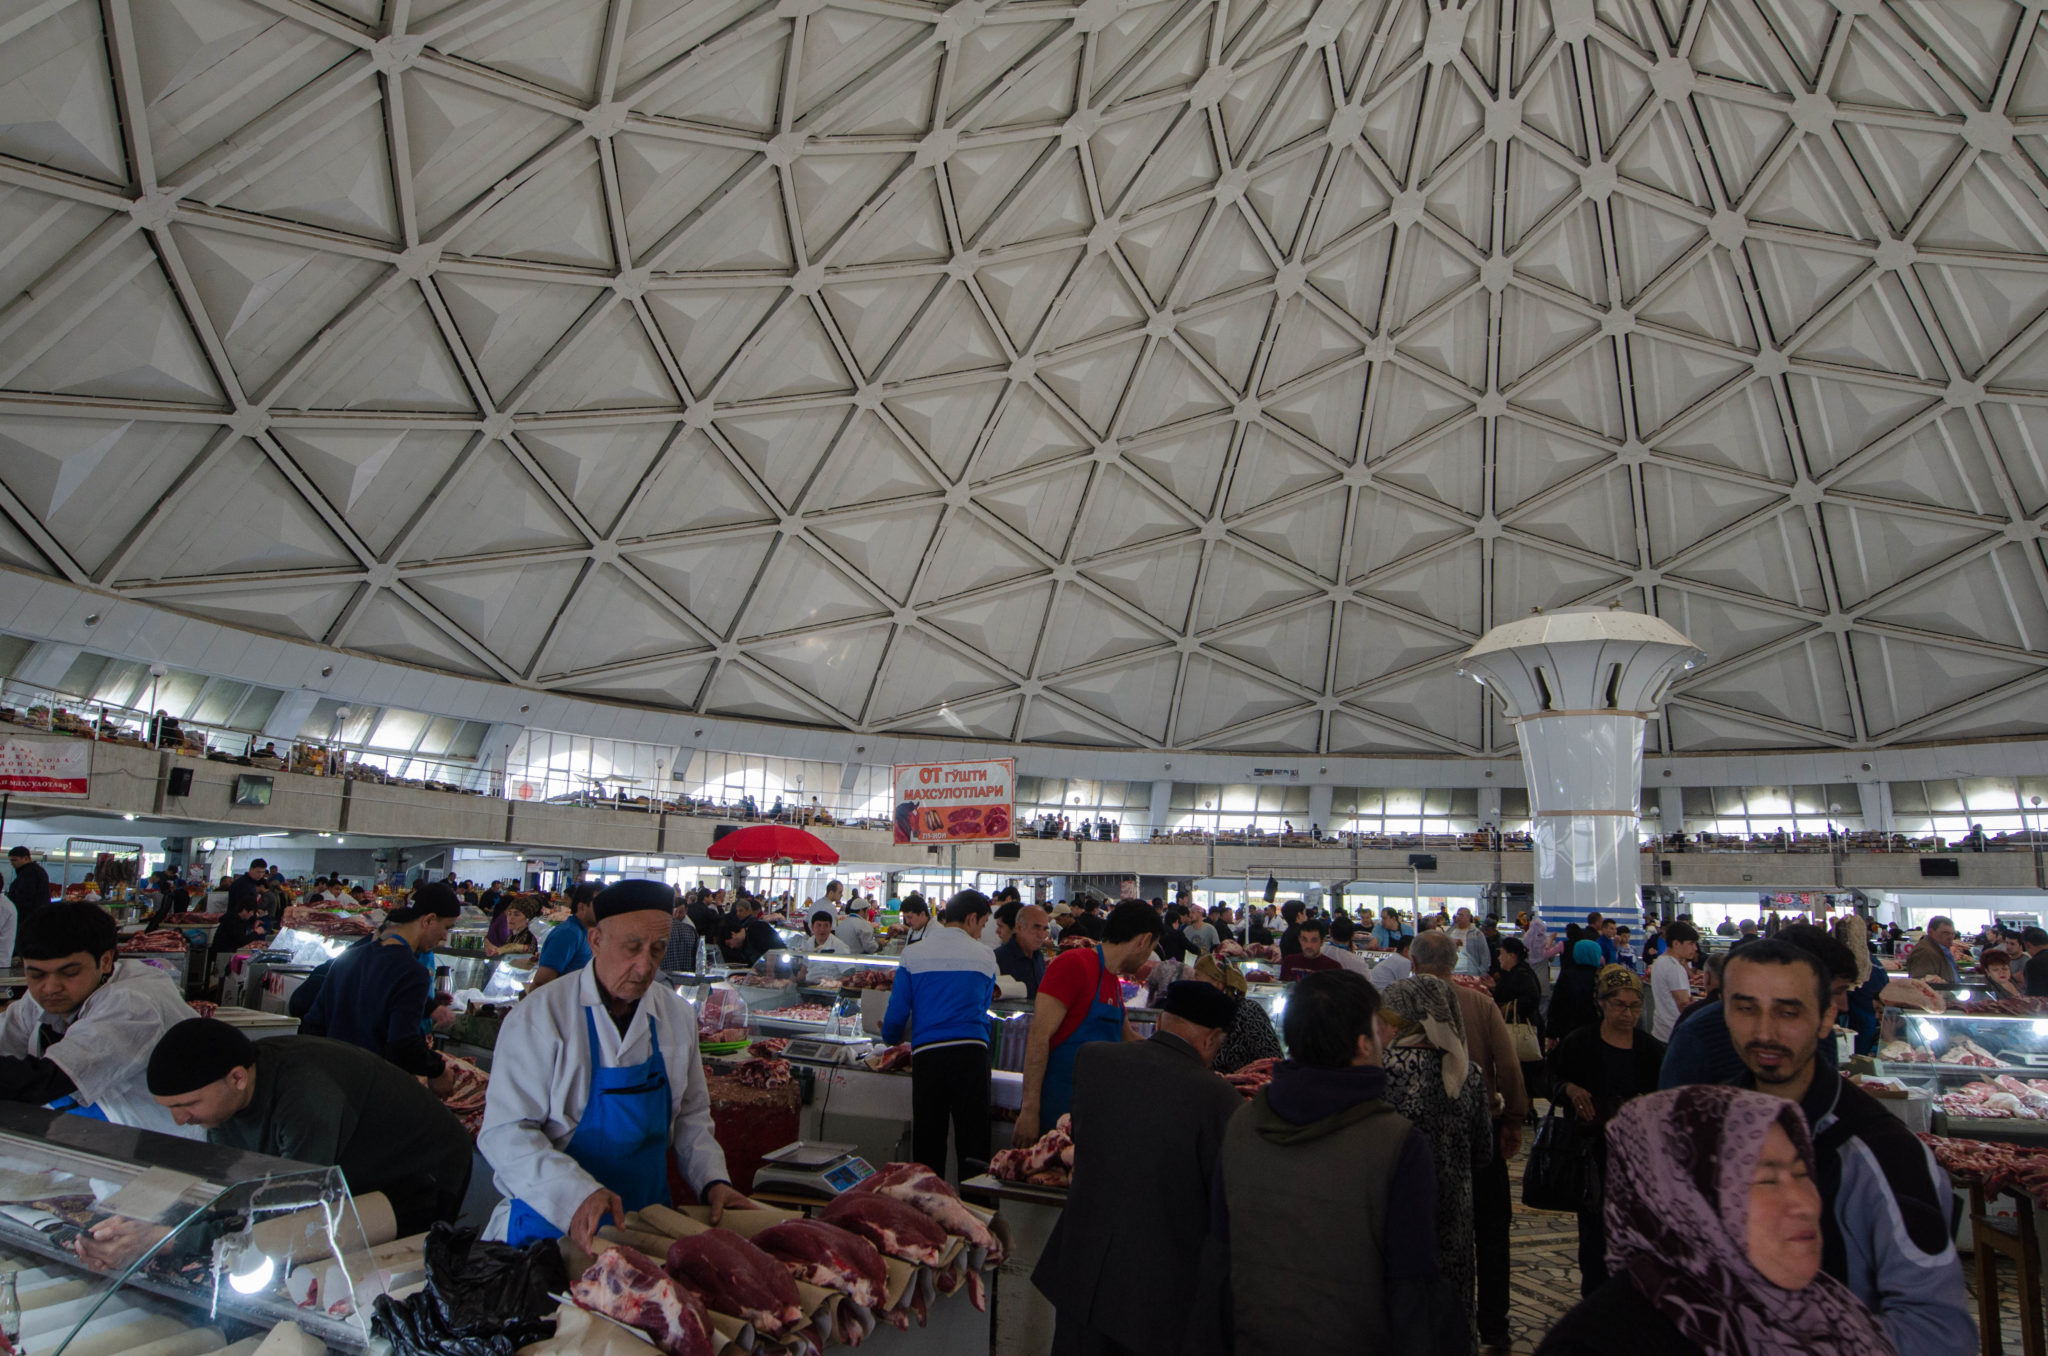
[9,0,2048,754]
[409,558,584,672]
[624,530,775,635]
[537,564,705,675]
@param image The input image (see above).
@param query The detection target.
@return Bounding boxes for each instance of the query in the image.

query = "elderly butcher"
[480,878,757,1248]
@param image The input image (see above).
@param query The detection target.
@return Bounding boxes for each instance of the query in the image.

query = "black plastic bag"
[1521,1103,1594,1213]
[425,1222,567,1332]
[369,1224,565,1356]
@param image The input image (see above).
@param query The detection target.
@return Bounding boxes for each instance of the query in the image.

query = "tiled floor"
[1501,1117,2022,1353]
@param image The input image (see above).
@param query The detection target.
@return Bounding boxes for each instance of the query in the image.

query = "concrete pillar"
[1308,784,1334,835]
[1459,610,1701,934]
[13,643,82,691]
[1658,785,1685,840]
[1856,781,1891,832]
[262,689,321,741]
[1148,779,1172,837]
[1477,785,1503,828]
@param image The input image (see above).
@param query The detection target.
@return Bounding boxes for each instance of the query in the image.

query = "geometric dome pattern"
[2,0,2047,758]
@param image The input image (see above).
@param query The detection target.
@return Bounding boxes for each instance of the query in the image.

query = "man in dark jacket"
[1033,981,1242,1356]
[5,848,50,928]
[225,859,269,922]
[1201,970,1452,1356]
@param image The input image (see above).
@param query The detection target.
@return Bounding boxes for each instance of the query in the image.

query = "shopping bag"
[1522,1103,1593,1212]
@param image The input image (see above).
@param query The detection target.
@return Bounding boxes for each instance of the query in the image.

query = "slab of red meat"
[753,1220,888,1309]
[818,1190,947,1265]
[663,1230,805,1337]
[571,1246,714,1356]
[843,1162,1004,1264]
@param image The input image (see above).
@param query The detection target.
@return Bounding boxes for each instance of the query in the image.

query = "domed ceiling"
[1,0,2046,756]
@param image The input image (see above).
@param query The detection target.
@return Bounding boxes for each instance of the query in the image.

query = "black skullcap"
[594,878,675,922]
[1161,980,1238,1031]
[387,880,462,923]
[147,1018,257,1096]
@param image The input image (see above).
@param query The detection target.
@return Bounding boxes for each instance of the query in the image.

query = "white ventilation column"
[1459,611,1702,936]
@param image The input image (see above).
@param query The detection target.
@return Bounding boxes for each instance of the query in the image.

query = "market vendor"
[1012,902,1163,1147]
[480,879,756,1250]
[530,883,598,989]
[0,904,201,1138]
[487,898,539,959]
[209,890,272,956]
[143,1019,474,1235]
[898,893,932,944]
[299,883,459,1093]
[793,909,851,955]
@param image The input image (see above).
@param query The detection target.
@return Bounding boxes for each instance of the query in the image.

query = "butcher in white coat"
[0,904,201,1139]
[480,878,756,1250]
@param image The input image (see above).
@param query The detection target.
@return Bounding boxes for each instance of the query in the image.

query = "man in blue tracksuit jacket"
[883,889,997,1181]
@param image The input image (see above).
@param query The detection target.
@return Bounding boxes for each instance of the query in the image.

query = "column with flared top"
[1458,610,1702,935]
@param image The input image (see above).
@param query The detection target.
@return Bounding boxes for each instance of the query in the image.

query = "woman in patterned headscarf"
[1379,975,1492,1356]
[1538,1085,1897,1356]
[1547,964,1666,1297]
[1192,955,1283,1073]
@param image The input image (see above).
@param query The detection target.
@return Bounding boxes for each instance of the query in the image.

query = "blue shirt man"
[532,884,598,988]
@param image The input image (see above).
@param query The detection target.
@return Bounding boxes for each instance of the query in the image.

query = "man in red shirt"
[1279,918,1342,982]
[1012,901,1162,1147]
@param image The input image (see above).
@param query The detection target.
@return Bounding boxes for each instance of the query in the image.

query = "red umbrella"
[705,824,840,865]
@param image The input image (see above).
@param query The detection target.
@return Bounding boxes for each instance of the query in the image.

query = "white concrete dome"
[1,0,2046,758]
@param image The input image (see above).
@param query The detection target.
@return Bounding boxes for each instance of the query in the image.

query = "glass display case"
[0,1105,390,1354]
[1867,1006,2048,1138]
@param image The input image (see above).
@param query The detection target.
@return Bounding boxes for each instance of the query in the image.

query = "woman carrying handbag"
[1494,936,1546,1113]
[1544,965,1666,1297]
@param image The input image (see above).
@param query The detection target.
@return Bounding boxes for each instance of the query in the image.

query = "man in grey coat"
[1032,981,1241,1356]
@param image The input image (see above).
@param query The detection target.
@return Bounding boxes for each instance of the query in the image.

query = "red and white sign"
[891,758,1015,844]
[0,736,89,797]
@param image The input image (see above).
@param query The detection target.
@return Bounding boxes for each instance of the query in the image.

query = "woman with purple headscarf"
[1538,1085,1897,1356]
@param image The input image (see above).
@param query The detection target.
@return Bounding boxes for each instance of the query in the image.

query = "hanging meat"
[753,1220,888,1309]
[818,1191,948,1265]
[845,1162,1004,1265]
[663,1230,805,1338]
[571,1246,714,1356]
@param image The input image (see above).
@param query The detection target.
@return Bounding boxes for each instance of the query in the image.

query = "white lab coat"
[0,960,201,1139]
[479,965,729,1240]
[792,934,851,955]
[0,899,14,968]
[832,914,877,955]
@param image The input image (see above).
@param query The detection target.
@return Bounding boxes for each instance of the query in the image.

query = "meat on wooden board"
[571,1246,714,1356]
[753,1220,888,1309]
[663,1230,805,1337]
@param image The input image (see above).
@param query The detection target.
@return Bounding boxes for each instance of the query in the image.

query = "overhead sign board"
[0,736,89,797]
[892,758,1015,844]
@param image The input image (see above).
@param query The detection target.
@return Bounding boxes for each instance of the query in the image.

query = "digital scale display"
[823,1159,874,1191]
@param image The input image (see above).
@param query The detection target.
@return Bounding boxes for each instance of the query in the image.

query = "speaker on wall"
[993,842,1021,860]
[166,767,193,797]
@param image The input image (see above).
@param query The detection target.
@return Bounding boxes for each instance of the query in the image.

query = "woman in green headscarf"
[1380,975,1492,1356]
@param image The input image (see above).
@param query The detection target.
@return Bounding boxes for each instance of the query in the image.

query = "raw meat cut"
[754,1220,888,1309]
[1224,1057,1278,1100]
[663,1230,805,1337]
[818,1191,947,1265]
[990,1114,1073,1186]
[863,1043,911,1072]
[843,1162,1004,1264]
[571,1246,714,1356]
[732,1056,794,1090]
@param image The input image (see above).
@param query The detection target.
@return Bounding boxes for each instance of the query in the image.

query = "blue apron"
[1038,947,1125,1126]
[506,1008,671,1246]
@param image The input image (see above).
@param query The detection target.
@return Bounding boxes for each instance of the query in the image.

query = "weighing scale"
[752,1141,876,1199]
[780,1035,869,1065]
